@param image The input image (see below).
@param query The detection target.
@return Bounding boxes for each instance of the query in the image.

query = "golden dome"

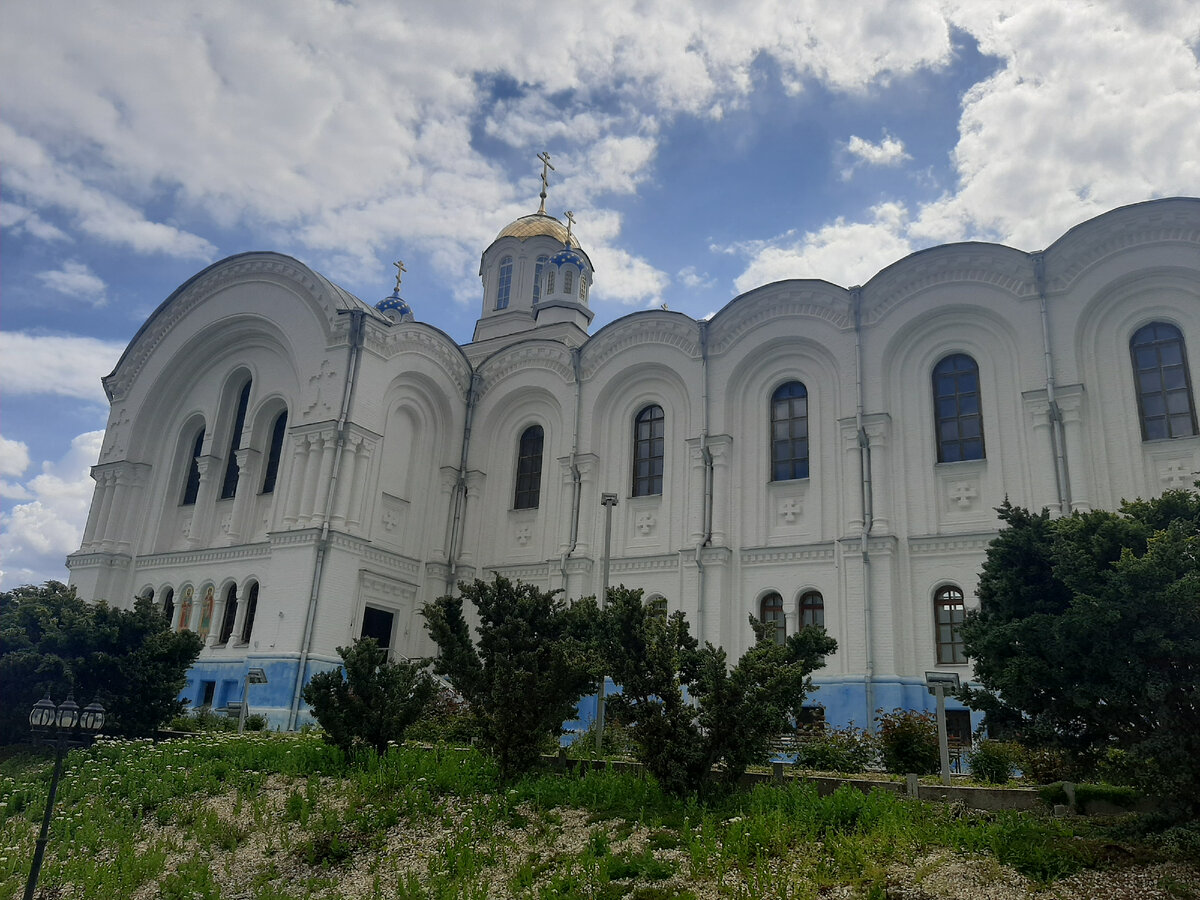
[494,213,580,247]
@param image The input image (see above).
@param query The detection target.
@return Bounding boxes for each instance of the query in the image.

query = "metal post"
[935,684,951,786]
[237,674,249,735]
[595,493,618,751]
[24,737,66,900]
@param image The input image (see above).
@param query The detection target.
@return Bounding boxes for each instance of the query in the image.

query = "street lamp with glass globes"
[24,690,105,900]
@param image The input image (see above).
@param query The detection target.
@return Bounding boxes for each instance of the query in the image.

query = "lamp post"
[924,671,960,786]
[595,492,618,751]
[237,667,269,734]
[25,691,105,900]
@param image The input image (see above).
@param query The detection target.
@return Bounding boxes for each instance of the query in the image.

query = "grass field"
[1,733,1197,899]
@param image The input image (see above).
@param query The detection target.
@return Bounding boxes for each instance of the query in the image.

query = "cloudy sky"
[2,0,1199,588]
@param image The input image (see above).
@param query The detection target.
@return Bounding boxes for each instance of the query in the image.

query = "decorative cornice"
[375,325,473,395]
[475,342,576,400]
[1044,207,1200,292]
[129,541,273,570]
[65,551,131,570]
[709,286,851,355]
[480,562,553,582]
[908,532,998,555]
[581,315,700,380]
[330,532,422,578]
[610,554,681,574]
[741,543,836,565]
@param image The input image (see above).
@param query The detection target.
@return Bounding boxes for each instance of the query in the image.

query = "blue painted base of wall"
[181,656,984,739]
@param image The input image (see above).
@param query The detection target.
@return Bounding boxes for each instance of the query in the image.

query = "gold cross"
[565,210,575,245]
[392,260,406,292]
[537,151,555,214]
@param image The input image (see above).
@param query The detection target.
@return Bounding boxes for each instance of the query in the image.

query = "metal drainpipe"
[1034,253,1071,513]
[852,289,876,732]
[694,322,712,641]
[560,348,584,592]
[445,372,481,595]
[288,308,366,730]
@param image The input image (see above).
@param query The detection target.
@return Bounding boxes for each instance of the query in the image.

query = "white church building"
[67,195,1200,735]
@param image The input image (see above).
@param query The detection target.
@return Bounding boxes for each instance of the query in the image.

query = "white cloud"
[0,332,124,403]
[36,260,107,305]
[0,431,101,590]
[842,133,911,179]
[0,201,68,241]
[0,437,31,479]
[677,266,716,290]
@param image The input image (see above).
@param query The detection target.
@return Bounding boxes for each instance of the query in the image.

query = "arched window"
[632,404,665,497]
[240,583,259,643]
[934,585,966,665]
[1131,322,1197,440]
[799,591,824,628]
[761,592,785,644]
[218,584,238,644]
[514,424,544,510]
[181,428,205,505]
[261,410,288,494]
[563,267,574,296]
[933,354,985,463]
[220,380,252,499]
[545,268,555,294]
[770,381,809,480]
[495,256,513,310]
[647,595,668,619]
[162,588,175,623]
[579,276,587,301]
[533,255,548,303]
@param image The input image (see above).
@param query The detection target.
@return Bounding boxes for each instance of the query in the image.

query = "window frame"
[934,585,967,665]
[533,255,548,304]
[181,428,205,506]
[220,380,252,499]
[799,590,824,628]
[495,256,513,310]
[1130,321,1198,440]
[260,410,288,494]
[760,592,786,645]
[513,424,544,510]
[770,380,810,481]
[632,404,665,497]
[239,583,259,644]
[932,353,985,463]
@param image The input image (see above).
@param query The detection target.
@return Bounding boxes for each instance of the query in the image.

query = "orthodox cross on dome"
[564,210,576,245]
[392,260,406,293]
[536,151,555,214]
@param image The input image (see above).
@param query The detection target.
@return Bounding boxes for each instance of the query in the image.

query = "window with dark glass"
[162,588,175,623]
[761,592,785,644]
[261,410,288,494]
[496,256,513,310]
[218,585,238,644]
[933,354,985,462]
[935,585,966,664]
[771,381,809,480]
[514,424,544,509]
[632,404,665,496]
[1131,322,1197,440]
[239,583,258,643]
[799,590,824,628]
[533,255,548,303]
[545,268,555,294]
[182,428,205,505]
[220,381,251,499]
[563,267,574,296]
[647,595,668,618]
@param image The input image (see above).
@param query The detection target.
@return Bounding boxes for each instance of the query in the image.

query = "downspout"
[445,371,481,595]
[852,289,876,731]
[1033,253,1071,513]
[560,348,584,591]
[694,321,712,641]
[288,308,366,730]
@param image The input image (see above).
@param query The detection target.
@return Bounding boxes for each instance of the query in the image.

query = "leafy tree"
[302,637,434,756]
[601,586,837,796]
[962,492,1200,813]
[874,708,939,775]
[422,576,602,780]
[0,582,202,742]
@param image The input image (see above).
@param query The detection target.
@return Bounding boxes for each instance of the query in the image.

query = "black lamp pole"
[24,691,105,900]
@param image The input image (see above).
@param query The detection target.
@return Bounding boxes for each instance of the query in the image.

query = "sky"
[2,0,1199,589]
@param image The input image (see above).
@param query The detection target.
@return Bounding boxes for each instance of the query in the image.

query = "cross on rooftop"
[565,210,575,245]
[392,260,406,293]
[537,151,554,214]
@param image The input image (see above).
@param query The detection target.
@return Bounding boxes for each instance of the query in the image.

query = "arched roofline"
[104,251,374,401]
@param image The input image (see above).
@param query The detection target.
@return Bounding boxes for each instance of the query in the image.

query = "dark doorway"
[360,606,395,649]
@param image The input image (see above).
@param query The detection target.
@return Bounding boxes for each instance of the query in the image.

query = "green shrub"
[793,726,873,773]
[967,739,1023,784]
[167,706,236,733]
[1019,743,1082,784]
[302,638,435,756]
[407,685,477,745]
[243,713,268,731]
[875,708,939,775]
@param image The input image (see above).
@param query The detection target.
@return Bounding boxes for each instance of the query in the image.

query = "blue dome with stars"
[550,245,585,271]
[376,290,411,319]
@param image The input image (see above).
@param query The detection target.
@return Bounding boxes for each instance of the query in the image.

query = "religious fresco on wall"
[198,586,215,641]
[178,585,194,632]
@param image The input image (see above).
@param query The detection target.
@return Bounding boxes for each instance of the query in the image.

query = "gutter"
[694,321,712,640]
[852,289,876,732]
[445,372,481,595]
[560,348,584,591]
[1033,253,1071,513]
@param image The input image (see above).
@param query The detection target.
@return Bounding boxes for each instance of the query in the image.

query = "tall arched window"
[771,381,809,480]
[563,267,574,296]
[162,588,175,623]
[545,268,555,294]
[240,583,259,643]
[495,256,513,310]
[933,354,985,462]
[1131,322,1197,440]
[579,276,587,301]
[532,255,548,304]
[261,410,288,494]
[934,585,966,664]
[761,592,785,644]
[799,591,824,628]
[647,595,668,619]
[218,584,238,644]
[514,424,544,510]
[220,380,251,499]
[181,428,205,505]
[632,404,665,497]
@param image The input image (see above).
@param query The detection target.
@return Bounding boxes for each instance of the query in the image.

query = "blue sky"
[2,1,1199,588]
